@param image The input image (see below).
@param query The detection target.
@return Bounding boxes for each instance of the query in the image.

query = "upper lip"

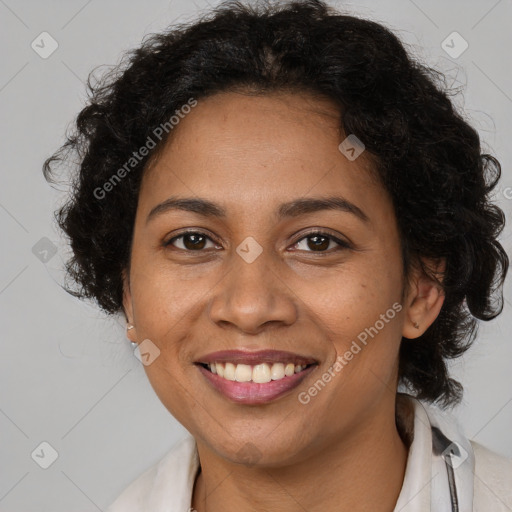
[195,349,318,366]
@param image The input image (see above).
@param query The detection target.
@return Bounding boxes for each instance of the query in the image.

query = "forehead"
[138,91,386,221]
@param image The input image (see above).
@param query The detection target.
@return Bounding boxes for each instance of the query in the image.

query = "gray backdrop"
[1,0,511,510]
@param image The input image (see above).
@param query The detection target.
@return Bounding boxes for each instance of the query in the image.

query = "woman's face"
[123,91,427,465]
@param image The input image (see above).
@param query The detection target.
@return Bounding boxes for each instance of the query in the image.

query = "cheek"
[131,260,208,330]
[312,265,401,335]
[315,286,403,410]
[311,261,403,381]
[141,361,199,433]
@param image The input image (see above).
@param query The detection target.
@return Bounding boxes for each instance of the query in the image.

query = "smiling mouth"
[197,361,317,404]
[198,361,316,383]
[194,349,319,404]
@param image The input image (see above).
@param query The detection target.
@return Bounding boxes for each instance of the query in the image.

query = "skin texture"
[122,91,445,512]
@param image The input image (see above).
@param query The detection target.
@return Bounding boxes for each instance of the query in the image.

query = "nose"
[207,247,298,334]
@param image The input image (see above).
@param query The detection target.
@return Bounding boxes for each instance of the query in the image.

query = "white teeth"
[234,364,252,382]
[285,363,295,377]
[205,361,309,382]
[252,363,271,383]
[270,362,285,380]
[224,362,236,381]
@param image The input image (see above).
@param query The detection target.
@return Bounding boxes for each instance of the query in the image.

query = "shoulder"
[105,435,198,512]
[402,395,512,510]
[105,461,158,512]
[471,440,512,511]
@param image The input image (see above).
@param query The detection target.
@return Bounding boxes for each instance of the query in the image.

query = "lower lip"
[196,364,317,404]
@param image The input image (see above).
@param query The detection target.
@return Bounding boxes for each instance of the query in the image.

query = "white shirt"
[106,394,512,511]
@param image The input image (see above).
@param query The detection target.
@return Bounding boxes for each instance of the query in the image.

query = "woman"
[43,0,512,510]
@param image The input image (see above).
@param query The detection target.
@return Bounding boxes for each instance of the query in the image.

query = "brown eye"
[305,235,330,251]
[291,232,350,253]
[165,231,218,251]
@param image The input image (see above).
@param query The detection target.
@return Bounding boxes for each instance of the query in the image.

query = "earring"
[413,321,420,329]
[126,324,137,347]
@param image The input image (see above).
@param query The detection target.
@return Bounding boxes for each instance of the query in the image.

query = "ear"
[402,258,446,340]
[122,268,137,343]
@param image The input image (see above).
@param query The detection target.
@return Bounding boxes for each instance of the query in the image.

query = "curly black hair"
[43,0,508,407]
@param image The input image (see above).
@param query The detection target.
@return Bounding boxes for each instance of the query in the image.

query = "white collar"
[393,394,475,511]
[106,394,475,511]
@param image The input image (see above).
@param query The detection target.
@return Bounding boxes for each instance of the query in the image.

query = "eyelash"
[163,229,351,254]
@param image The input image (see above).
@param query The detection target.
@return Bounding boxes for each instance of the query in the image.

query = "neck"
[191,402,409,512]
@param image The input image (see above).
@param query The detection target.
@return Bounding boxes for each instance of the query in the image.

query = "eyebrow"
[146,195,370,224]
